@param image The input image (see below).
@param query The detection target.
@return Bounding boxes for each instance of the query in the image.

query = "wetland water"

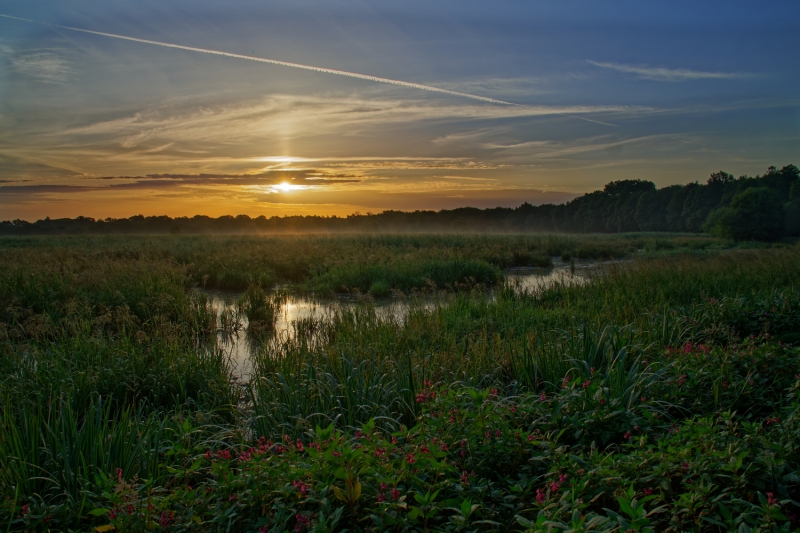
[206,260,599,380]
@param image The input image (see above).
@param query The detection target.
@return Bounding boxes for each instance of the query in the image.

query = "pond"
[203,259,602,381]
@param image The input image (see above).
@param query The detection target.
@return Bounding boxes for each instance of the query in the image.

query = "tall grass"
[244,247,800,434]
[0,232,750,292]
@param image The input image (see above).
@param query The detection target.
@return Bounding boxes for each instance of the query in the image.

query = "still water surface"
[205,261,598,380]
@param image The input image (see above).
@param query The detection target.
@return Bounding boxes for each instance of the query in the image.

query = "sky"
[0,0,798,220]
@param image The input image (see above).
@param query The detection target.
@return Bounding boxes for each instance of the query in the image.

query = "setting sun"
[273,182,302,192]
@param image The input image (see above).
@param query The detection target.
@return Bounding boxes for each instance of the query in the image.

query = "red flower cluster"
[292,479,309,496]
[158,510,175,528]
[294,513,311,533]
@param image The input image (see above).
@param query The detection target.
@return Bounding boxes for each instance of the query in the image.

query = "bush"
[707,188,785,241]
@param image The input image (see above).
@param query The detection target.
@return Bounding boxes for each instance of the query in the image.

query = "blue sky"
[0,0,798,218]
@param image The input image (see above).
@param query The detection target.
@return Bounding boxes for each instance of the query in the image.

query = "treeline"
[2,164,798,240]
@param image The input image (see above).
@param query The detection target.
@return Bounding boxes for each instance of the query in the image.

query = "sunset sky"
[1,0,798,220]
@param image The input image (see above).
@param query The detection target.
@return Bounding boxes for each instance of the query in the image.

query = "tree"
[707,187,785,241]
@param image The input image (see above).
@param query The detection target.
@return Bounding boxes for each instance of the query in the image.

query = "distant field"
[1,234,799,531]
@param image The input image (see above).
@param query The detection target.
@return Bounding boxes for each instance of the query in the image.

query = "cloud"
[0,13,516,106]
[0,153,80,179]
[586,60,752,81]
[10,51,74,83]
[0,93,640,178]
[0,170,363,197]
[323,160,504,170]
[482,133,695,159]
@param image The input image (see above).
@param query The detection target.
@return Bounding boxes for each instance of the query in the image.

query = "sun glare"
[273,182,302,192]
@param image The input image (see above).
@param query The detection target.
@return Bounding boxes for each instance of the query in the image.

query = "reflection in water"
[203,262,595,381]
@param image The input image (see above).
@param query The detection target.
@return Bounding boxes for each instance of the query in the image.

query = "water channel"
[204,260,602,381]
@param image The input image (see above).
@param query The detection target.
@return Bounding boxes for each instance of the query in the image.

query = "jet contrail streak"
[0,13,617,125]
[0,13,516,106]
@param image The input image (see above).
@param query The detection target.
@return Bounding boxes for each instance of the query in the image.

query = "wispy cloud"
[587,60,752,81]
[480,133,697,161]
[10,50,74,83]
[0,94,639,176]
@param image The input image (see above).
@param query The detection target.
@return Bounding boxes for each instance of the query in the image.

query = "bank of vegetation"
[1,235,800,531]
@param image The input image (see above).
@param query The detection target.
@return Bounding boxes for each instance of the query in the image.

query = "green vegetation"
[0,232,774,294]
[2,164,797,239]
[1,235,800,531]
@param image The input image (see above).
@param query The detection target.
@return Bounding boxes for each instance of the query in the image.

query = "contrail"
[0,13,617,125]
[0,13,515,106]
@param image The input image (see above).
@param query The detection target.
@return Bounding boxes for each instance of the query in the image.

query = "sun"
[275,182,301,192]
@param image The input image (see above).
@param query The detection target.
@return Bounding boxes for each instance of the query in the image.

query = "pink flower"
[558,473,568,484]
[419,445,430,454]
[293,480,309,495]
[331,451,341,457]
[294,513,311,533]
[536,488,546,505]
[116,468,123,480]
[405,453,417,464]
[461,471,469,484]
[490,388,498,396]
[376,492,385,503]
[391,488,401,500]
[623,431,632,440]
[539,391,547,402]
[681,462,689,471]
[643,488,653,496]
[21,505,29,517]
[581,380,591,389]
[767,492,779,506]
[158,510,175,528]
[549,481,560,492]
